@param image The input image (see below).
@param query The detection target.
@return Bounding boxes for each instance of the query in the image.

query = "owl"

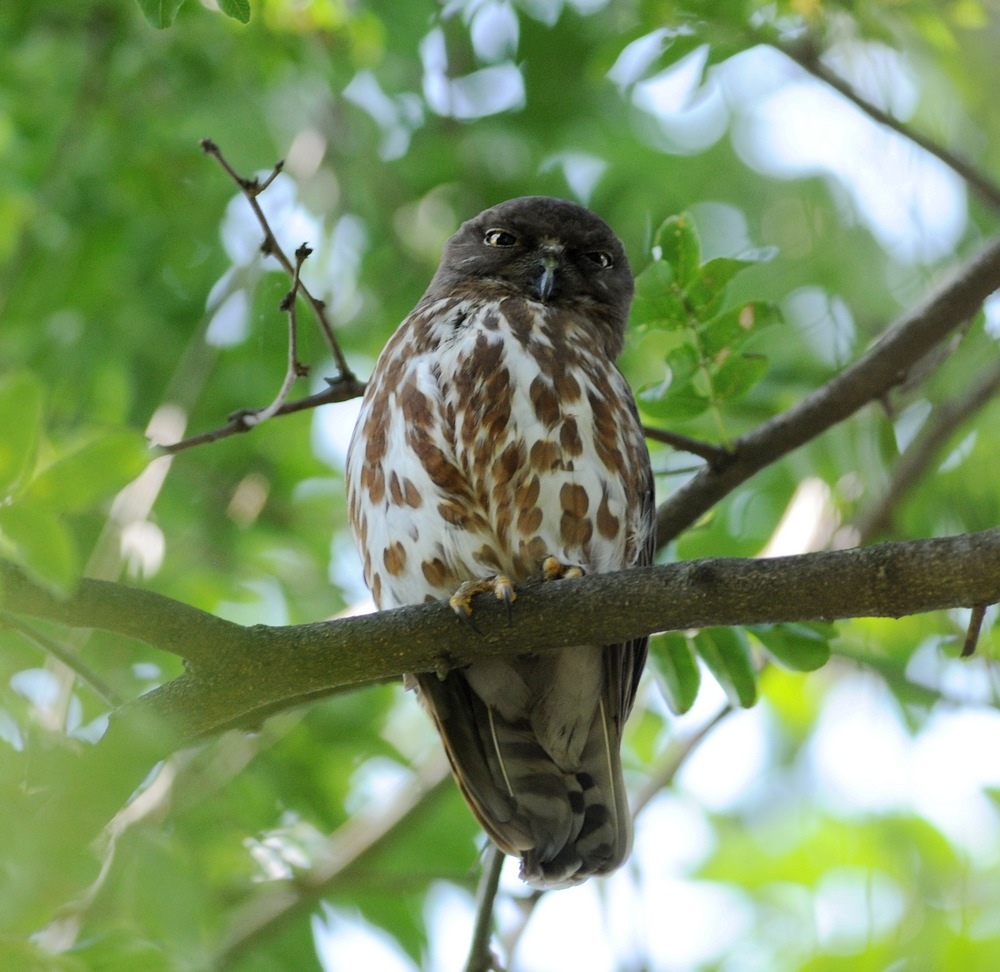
[345,196,655,888]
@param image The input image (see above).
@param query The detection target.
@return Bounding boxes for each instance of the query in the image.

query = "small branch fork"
[156,140,365,455]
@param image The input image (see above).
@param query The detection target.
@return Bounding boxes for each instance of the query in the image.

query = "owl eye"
[583,250,614,269]
[484,228,519,247]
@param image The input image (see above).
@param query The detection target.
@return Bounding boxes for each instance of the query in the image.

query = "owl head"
[427,196,634,334]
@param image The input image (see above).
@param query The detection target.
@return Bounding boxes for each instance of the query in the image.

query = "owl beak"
[534,253,561,302]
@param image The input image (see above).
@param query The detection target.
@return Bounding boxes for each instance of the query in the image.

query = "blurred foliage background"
[2,0,1000,969]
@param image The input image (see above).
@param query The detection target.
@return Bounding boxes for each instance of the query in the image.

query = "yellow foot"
[449,574,517,622]
[541,556,585,582]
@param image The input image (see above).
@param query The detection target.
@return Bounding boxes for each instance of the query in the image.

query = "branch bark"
[4,528,999,750]
[656,235,1000,544]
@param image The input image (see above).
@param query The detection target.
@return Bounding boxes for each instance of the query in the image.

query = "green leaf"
[638,379,711,421]
[694,628,757,708]
[655,213,701,288]
[25,431,150,513]
[630,260,685,329]
[649,632,701,714]
[710,352,769,400]
[750,623,833,672]
[0,504,79,594]
[699,301,782,357]
[0,372,44,500]
[137,0,188,28]
[665,343,702,386]
[68,930,172,972]
[218,0,251,23]
[684,257,754,316]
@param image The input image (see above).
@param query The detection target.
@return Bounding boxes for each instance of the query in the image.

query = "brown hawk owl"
[346,196,655,888]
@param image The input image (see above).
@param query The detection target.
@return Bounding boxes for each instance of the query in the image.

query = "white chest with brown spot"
[346,294,649,613]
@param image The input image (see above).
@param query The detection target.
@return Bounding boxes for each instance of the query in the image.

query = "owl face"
[428,196,634,330]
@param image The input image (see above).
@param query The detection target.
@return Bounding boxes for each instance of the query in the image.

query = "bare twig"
[152,375,366,455]
[156,144,371,455]
[854,360,1000,542]
[656,235,1000,545]
[233,243,314,429]
[465,845,506,972]
[781,40,1000,215]
[962,604,988,658]
[643,425,732,469]
[199,138,355,381]
[631,703,734,816]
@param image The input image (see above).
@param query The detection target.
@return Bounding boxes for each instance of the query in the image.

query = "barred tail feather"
[415,664,632,889]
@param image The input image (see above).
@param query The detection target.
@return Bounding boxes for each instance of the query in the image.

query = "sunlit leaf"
[711,353,769,400]
[699,301,782,356]
[638,378,711,421]
[684,257,754,316]
[218,0,251,24]
[631,260,685,329]
[655,213,701,288]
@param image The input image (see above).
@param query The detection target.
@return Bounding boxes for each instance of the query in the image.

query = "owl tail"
[414,662,631,889]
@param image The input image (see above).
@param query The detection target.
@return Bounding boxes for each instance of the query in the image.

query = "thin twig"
[237,243,314,428]
[0,613,124,708]
[781,40,1000,215]
[152,375,366,455]
[643,425,732,469]
[199,138,355,381]
[464,845,506,972]
[854,360,1000,542]
[962,604,989,658]
[632,703,734,816]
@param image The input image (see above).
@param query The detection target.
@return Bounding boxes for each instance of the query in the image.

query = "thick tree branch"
[3,530,998,931]
[656,235,1000,544]
[4,528,999,748]
[0,560,246,662]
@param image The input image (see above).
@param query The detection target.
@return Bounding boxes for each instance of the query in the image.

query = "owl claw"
[542,556,586,582]
[449,575,517,627]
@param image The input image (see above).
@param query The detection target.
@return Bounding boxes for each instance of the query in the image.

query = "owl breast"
[347,294,646,613]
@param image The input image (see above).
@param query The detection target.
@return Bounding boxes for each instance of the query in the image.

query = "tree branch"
[199,139,355,380]
[464,845,506,972]
[656,235,1000,544]
[152,376,366,455]
[3,528,998,931]
[781,40,1000,215]
[4,528,999,748]
[154,141,369,456]
[853,359,1000,542]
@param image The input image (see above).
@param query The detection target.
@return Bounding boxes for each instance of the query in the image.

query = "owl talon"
[542,556,586,582]
[449,575,517,626]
